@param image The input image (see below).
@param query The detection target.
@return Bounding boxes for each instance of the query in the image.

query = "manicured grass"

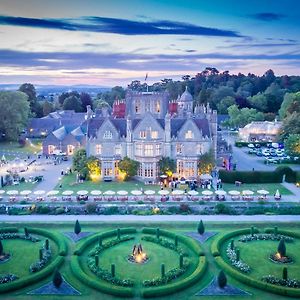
[55,174,163,193]
[1,181,38,192]
[0,236,58,278]
[0,140,42,155]
[1,222,300,300]
[222,183,293,195]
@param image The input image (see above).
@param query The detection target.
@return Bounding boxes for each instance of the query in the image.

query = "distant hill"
[0,84,111,94]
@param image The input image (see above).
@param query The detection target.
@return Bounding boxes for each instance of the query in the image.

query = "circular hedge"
[0,227,67,294]
[212,228,300,298]
[71,227,207,298]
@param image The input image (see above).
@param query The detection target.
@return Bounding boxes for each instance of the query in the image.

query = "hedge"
[211,228,259,257]
[141,256,207,298]
[0,256,64,293]
[0,227,19,233]
[215,256,300,297]
[74,228,137,256]
[70,250,134,297]
[213,228,300,297]
[219,166,297,183]
[141,228,204,256]
[27,228,68,256]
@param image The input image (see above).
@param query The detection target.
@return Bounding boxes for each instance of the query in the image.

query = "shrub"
[226,244,250,273]
[218,270,227,288]
[30,246,52,273]
[74,220,81,235]
[283,267,288,280]
[0,240,3,255]
[278,239,286,257]
[198,220,205,235]
[53,269,63,288]
[0,274,18,284]
[262,275,300,288]
[85,202,97,214]
[161,264,165,278]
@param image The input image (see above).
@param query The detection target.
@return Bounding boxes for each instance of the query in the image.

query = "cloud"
[0,49,299,73]
[220,42,299,49]
[0,15,243,37]
[248,13,285,21]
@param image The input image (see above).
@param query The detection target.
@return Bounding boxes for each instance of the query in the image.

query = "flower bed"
[143,263,189,287]
[239,234,293,243]
[30,243,52,273]
[0,233,40,242]
[0,274,18,284]
[262,275,300,288]
[226,244,250,273]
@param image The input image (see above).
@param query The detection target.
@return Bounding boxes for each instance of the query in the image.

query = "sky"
[0,0,300,86]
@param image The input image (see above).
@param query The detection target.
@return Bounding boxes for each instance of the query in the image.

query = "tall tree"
[80,92,93,111]
[63,95,82,112]
[158,157,176,176]
[0,91,30,140]
[198,149,215,175]
[284,134,300,156]
[118,156,139,180]
[42,101,54,116]
[72,149,88,178]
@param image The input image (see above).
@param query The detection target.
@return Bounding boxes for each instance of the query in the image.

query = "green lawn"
[0,139,42,155]
[55,174,163,193]
[222,183,293,195]
[0,181,38,192]
[1,222,300,300]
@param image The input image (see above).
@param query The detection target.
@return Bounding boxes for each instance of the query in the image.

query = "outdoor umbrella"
[103,190,116,195]
[20,190,32,196]
[242,190,254,196]
[200,174,213,180]
[144,190,155,195]
[0,190,5,195]
[257,190,269,195]
[188,190,199,196]
[34,190,45,196]
[47,190,59,196]
[7,190,19,196]
[158,190,170,195]
[77,190,88,195]
[90,190,102,196]
[117,190,128,196]
[275,189,281,198]
[171,190,184,195]
[228,190,240,196]
[62,190,74,196]
[202,190,213,196]
[131,190,142,196]
[215,190,227,196]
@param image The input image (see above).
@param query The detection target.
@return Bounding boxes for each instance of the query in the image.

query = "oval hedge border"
[71,228,137,298]
[0,227,66,294]
[71,227,207,298]
[140,227,207,298]
[212,228,300,298]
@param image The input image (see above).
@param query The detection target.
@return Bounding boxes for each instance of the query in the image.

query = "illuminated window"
[145,144,153,156]
[115,144,122,155]
[186,162,195,177]
[48,145,55,155]
[103,130,112,139]
[96,144,102,155]
[145,100,151,112]
[155,144,161,155]
[140,131,146,139]
[176,143,183,154]
[144,163,153,177]
[135,144,143,156]
[151,131,158,139]
[103,161,113,176]
[138,164,142,176]
[177,161,184,176]
[114,161,119,176]
[67,145,75,155]
[185,130,194,139]
[135,99,141,113]
[155,101,160,113]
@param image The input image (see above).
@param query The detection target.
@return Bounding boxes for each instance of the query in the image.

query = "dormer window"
[151,131,158,139]
[103,130,112,139]
[185,130,193,139]
[155,101,160,113]
[140,131,146,139]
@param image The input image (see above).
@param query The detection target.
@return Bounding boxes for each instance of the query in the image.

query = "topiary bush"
[218,270,227,288]
[74,220,81,235]
[53,269,63,288]
[198,220,205,235]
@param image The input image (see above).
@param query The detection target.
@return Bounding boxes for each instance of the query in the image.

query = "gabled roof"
[171,118,210,138]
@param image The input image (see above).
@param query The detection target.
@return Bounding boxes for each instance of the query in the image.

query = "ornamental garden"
[0,221,300,299]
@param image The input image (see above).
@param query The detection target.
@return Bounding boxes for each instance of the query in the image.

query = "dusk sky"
[0,0,300,86]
